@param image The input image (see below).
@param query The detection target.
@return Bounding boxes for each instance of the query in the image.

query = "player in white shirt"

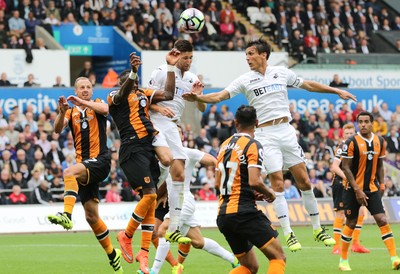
[148,127,239,274]
[148,39,206,244]
[183,38,357,252]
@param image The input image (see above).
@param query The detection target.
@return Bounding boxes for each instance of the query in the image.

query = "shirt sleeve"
[341,138,354,159]
[148,67,165,90]
[64,109,72,123]
[142,88,156,104]
[334,143,343,162]
[286,68,304,87]
[225,76,245,99]
[107,90,119,105]
[247,140,264,169]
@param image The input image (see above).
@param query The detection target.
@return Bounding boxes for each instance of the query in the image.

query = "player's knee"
[85,212,99,225]
[159,156,172,168]
[376,215,388,227]
[191,237,204,249]
[171,173,184,182]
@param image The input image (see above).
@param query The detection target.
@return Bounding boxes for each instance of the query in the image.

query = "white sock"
[202,238,235,264]
[167,181,184,232]
[151,237,170,274]
[301,189,321,230]
[157,162,170,188]
[273,192,293,236]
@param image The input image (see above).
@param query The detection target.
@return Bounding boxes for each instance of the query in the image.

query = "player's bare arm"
[183,88,230,103]
[377,157,385,197]
[54,96,69,134]
[342,157,369,206]
[112,52,142,105]
[149,104,175,119]
[248,167,276,203]
[300,80,357,101]
[152,48,181,103]
[67,95,109,116]
[190,81,207,112]
[331,158,346,180]
[200,153,217,167]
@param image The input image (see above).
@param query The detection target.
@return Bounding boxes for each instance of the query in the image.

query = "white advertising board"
[0,49,70,88]
[292,67,400,89]
[141,51,288,88]
[0,202,218,234]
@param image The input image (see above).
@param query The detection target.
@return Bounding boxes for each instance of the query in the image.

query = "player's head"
[174,39,193,72]
[119,69,139,90]
[235,105,257,132]
[357,111,374,136]
[246,38,272,61]
[343,123,355,139]
[74,77,93,101]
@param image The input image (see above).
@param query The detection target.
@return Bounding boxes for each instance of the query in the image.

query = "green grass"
[0,224,399,273]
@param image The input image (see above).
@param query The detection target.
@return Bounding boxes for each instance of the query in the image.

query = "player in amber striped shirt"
[216,105,285,274]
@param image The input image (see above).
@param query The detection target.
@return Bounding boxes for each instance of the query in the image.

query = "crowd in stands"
[238,0,400,62]
[1,96,400,206]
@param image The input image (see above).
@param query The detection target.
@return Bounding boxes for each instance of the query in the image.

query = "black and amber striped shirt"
[65,98,108,163]
[216,133,264,215]
[341,133,386,192]
[108,88,157,144]
[332,141,346,185]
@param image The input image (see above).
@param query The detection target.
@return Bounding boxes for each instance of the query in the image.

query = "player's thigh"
[181,193,196,216]
[255,129,283,174]
[343,189,361,221]
[216,214,253,256]
[165,124,186,160]
[120,148,156,191]
[281,124,306,169]
[332,181,345,212]
[366,191,385,216]
[81,154,111,186]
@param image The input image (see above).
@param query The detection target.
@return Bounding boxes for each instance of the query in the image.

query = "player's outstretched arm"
[300,80,357,101]
[183,89,230,103]
[67,95,109,116]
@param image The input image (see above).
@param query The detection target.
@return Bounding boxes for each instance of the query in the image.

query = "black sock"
[64,212,72,220]
[108,249,116,260]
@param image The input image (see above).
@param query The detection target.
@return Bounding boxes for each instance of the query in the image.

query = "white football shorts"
[255,122,306,174]
[152,119,186,160]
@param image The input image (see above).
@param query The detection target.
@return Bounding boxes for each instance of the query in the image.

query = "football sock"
[268,259,285,274]
[352,215,364,245]
[272,192,292,236]
[178,243,191,264]
[151,237,170,274]
[380,224,397,257]
[152,236,177,267]
[157,163,170,188]
[126,193,157,238]
[202,238,235,264]
[63,175,78,217]
[140,198,156,251]
[229,265,251,274]
[168,181,184,232]
[90,219,113,254]
[300,189,321,230]
[341,225,354,260]
[333,216,344,246]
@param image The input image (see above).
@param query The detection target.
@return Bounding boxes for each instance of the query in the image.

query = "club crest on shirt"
[342,144,348,151]
[140,99,147,107]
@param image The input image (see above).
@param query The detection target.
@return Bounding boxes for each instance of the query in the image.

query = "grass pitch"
[0,224,399,273]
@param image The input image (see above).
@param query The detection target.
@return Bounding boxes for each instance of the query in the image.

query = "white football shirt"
[225,66,303,124]
[148,64,199,122]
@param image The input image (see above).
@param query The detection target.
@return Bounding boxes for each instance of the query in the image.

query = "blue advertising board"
[53,26,114,56]
[0,88,398,117]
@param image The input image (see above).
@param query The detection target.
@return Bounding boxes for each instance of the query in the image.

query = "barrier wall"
[0,88,398,117]
[1,198,399,234]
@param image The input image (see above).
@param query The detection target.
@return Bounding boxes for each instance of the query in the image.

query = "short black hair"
[174,39,193,52]
[235,105,257,128]
[246,38,272,60]
[357,111,374,122]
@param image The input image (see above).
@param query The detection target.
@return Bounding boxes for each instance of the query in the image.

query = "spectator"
[197,182,217,201]
[384,177,400,197]
[12,171,28,189]
[379,102,392,122]
[46,140,65,167]
[284,179,300,200]
[46,0,61,21]
[372,115,388,136]
[8,10,26,38]
[329,74,349,88]
[328,119,343,140]
[0,168,13,190]
[0,72,16,87]
[23,74,39,87]
[385,126,400,153]
[0,149,18,173]
[218,104,235,142]
[35,38,48,50]
[201,104,220,140]
[105,182,122,203]
[50,176,64,202]
[0,22,7,49]
[8,184,27,204]
[27,167,42,189]
[78,61,94,78]
[30,180,53,204]
[219,16,235,41]
[53,76,66,87]
[209,138,220,158]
